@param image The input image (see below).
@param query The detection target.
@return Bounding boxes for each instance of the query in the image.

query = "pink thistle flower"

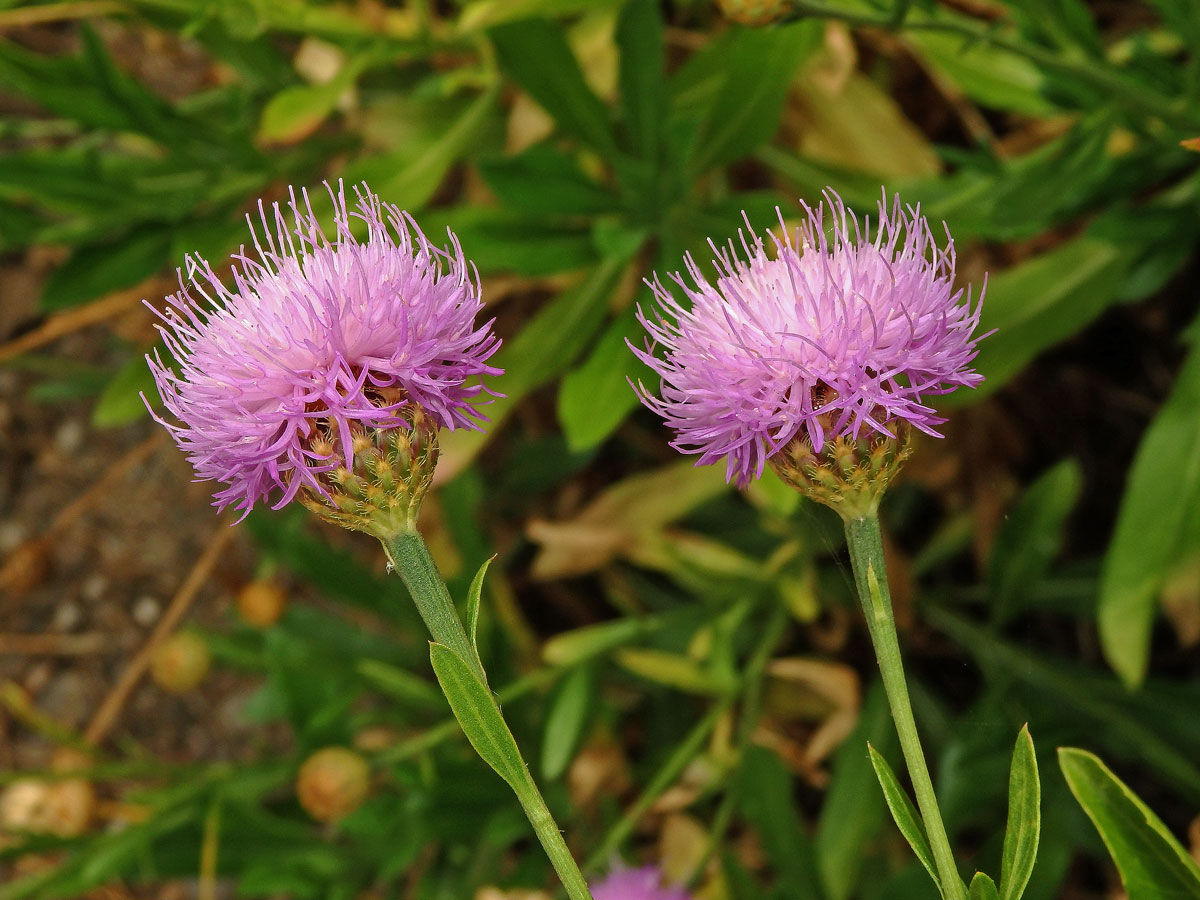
[147,181,501,517]
[631,189,986,488]
[590,866,691,900]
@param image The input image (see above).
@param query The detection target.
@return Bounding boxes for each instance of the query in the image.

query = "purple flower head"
[148,181,501,517]
[590,866,691,900]
[631,189,986,488]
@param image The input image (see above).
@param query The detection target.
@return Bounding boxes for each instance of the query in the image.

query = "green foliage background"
[1,0,1199,898]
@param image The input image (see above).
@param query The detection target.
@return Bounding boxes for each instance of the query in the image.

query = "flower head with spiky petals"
[590,866,691,900]
[147,182,501,520]
[631,189,986,491]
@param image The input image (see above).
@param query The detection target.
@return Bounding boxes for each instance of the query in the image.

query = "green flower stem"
[381,530,593,900]
[383,530,487,686]
[511,776,595,900]
[844,514,965,900]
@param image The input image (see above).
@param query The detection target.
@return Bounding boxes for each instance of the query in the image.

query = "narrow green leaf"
[438,256,627,476]
[489,18,617,156]
[0,29,189,145]
[988,460,1081,625]
[459,0,625,32]
[41,226,170,311]
[423,206,598,276]
[868,744,941,893]
[1004,0,1103,58]
[429,642,526,788]
[540,664,594,780]
[496,256,629,401]
[930,609,1200,801]
[999,725,1041,900]
[541,615,663,667]
[557,305,648,451]
[479,144,617,216]
[1058,748,1200,900]
[257,58,363,144]
[738,745,823,898]
[1099,344,1200,688]
[687,21,822,175]
[344,88,498,212]
[904,15,1055,116]
[613,648,725,696]
[816,682,894,900]
[959,235,1131,399]
[970,872,1001,900]
[615,0,666,162]
[466,555,495,649]
[1147,0,1200,74]
[356,659,443,709]
[92,355,160,428]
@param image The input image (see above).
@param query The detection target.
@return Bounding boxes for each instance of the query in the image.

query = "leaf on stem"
[466,555,495,649]
[867,743,941,894]
[429,642,525,789]
[999,725,1040,900]
[969,872,1001,900]
[1058,747,1200,900]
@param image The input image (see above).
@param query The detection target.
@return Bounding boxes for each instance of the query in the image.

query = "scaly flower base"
[770,425,912,520]
[298,403,439,540]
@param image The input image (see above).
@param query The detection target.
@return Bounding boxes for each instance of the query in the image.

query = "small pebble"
[0,521,27,553]
[23,663,51,696]
[39,671,92,728]
[54,420,85,455]
[133,595,161,626]
[51,601,83,632]
[80,574,108,603]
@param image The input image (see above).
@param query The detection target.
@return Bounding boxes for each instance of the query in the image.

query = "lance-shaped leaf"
[868,744,940,893]
[466,555,495,649]
[1059,747,1200,900]
[489,18,617,157]
[429,642,526,788]
[540,663,594,780]
[999,726,1040,900]
[1099,343,1200,688]
[970,872,1001,900]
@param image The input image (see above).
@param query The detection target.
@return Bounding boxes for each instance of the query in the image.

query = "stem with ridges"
[844,513,965,900]
[381,529,593,900]
[383,530,487,685]
[513,776,594,900]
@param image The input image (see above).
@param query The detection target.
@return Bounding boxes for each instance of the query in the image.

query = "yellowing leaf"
[528,462,728,579]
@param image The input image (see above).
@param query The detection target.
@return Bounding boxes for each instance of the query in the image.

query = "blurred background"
[1,1,1199,898]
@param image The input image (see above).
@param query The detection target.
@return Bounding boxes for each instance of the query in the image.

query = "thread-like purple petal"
[630,189,987,487]
[147,181,502,517]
